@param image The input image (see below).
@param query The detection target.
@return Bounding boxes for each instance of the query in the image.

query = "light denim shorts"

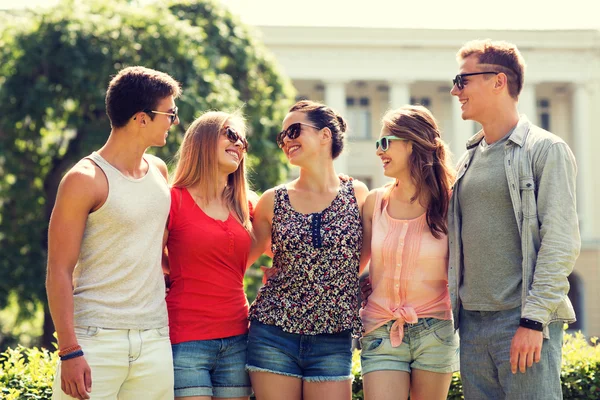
[246,320,353,382]
[360,318,459,375]
[172,334,252,398]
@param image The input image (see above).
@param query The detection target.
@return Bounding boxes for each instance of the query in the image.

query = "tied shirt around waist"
[248,178,363,337]
[360,189,452,347]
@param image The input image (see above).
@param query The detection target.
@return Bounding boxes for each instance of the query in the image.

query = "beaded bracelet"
[60,349,84,361]
[58,345,81,357]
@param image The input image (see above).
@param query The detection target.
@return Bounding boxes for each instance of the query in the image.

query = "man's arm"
[523,141,580,323]
[46,161,104,399]
[510,141,580,374]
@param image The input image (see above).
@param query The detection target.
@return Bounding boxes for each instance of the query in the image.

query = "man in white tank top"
[46,66,181,400]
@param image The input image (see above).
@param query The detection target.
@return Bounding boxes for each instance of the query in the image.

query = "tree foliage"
[0,0,294,347]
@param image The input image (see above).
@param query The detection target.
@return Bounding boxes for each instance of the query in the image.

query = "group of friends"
[45,38,580,400]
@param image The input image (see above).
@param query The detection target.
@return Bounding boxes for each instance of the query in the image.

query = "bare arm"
[359,189,377,276]
[247,189,275,267]
[46,161,103,399]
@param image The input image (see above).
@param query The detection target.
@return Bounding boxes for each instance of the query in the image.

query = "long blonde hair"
[171,111,251,231]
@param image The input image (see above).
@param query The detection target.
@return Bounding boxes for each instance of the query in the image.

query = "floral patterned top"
[248,178,363,337]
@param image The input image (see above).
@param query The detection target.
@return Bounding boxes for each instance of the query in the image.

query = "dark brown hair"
[105,66,182,128]
[382,105,456,239]
[457,39,526,100]
[288,100,347,159]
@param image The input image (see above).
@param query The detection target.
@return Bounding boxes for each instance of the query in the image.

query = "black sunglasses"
[452,72,500,90]
[224,126,248,152]
[276,122,321,148]
[143,106,178,124]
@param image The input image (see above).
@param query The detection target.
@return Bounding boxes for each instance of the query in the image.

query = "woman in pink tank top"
[359,106,458,400]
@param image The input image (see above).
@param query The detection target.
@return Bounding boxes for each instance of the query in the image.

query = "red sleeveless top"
[166,187,251,344]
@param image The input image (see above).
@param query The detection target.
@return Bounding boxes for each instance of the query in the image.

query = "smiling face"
[146,95,179,147]
[279,111,323,166]
[450,55,497,124]
[217,119,246,175]
[376,128,412,179]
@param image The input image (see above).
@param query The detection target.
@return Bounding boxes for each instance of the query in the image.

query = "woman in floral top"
[247,100,369,400]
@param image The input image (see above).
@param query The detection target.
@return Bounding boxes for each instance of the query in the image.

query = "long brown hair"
[171,111,251,231]
[382,105,455,239]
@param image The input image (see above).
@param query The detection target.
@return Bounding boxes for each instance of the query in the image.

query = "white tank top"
[72,152,170,329]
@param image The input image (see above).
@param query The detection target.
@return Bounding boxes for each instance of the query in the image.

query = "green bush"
[0,346,57,400]
[1,331,598,399]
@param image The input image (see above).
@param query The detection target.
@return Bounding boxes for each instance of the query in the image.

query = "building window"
[538,98,551,131]
[346,96,371,139]
[410,96,431,108]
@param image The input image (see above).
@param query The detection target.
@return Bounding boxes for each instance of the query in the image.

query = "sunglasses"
[375,135,407,152]
[223,126,248,152]
[144,106,178,124]
[452,72,500,90]
[276,122,321,148]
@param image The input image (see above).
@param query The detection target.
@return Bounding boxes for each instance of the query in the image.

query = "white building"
[257,25,600,338]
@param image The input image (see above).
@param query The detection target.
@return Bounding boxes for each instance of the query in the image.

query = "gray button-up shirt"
[448,115,580,337]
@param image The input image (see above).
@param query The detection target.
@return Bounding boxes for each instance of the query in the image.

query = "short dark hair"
[457,39,525,100]
[288,100,347,159]
[105,66,182,128]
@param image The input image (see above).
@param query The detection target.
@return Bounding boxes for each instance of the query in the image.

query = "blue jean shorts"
[360,318,459,375]
[172,333,252,398]
[246,320,353,382]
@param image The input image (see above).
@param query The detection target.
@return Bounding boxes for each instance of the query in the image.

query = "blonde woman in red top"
[360,106,458,400]
[163,111,255,400]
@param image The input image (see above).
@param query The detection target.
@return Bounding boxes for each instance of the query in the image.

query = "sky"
[1,0,599,31]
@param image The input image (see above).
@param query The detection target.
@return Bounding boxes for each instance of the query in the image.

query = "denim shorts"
[360,318,459,375]
[172,333,252,398]
[246,320,353,382]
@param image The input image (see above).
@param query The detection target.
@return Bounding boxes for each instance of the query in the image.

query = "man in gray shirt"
[448,39,580,399]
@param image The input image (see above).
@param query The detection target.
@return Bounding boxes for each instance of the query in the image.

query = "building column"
[572,83,593,239]
[389,81,411,109]
[519,83,538,125]
[367,81,413,187]
[324,81,348,173]
[450,98,475,163]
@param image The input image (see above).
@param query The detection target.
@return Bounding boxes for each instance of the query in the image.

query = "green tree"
[0,0,294,348]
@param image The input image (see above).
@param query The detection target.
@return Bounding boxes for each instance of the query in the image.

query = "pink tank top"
[360,188,452,347]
